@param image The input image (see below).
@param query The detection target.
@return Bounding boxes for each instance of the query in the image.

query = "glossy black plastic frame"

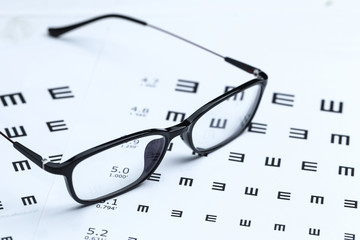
[0,14,268,204]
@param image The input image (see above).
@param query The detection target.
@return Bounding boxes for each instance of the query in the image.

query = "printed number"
[100,198,117,205]
[100,230,108,237]
[87,228,95,235]
[111,166,130,174]
[120,139,139,148]
[141,78,158,87]
[130,107,149,116]
[86,228,108,239]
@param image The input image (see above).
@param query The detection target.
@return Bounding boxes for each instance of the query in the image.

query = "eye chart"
[1,1,360,239]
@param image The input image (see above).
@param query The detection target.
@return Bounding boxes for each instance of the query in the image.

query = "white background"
[0,0,359,239]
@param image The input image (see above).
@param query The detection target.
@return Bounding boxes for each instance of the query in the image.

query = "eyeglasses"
[0,14,268,204]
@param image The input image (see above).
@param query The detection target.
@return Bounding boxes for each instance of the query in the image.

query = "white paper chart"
[1,1,360,239]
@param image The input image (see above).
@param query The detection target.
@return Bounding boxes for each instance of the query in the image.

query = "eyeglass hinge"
[253,69,268,80]
[42,158,50,169]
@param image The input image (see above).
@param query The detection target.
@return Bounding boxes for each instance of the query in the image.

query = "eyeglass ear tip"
[48,28,63,38]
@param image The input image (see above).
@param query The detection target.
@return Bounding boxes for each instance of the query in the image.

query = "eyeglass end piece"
[224,57,267,79]
[13,142,44,168]
[257,71,268,80]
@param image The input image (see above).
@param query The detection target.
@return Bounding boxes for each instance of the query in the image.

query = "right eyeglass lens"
[71,135,165,201]
[190,84,262,151]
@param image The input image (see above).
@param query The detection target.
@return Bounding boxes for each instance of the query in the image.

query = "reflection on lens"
[72,135,165,201]
[191,84,261,151]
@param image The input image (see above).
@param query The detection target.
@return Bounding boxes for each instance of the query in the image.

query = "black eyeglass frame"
[0,14,268,204]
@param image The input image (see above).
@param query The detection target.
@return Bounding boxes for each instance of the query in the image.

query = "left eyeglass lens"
[71,135,166,201]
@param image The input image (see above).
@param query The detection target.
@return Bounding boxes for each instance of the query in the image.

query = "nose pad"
[180,130,194,151]
[144,137,166,173]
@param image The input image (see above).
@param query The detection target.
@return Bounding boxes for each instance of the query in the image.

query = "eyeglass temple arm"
[48,14,267,80]
[0,131,58,172]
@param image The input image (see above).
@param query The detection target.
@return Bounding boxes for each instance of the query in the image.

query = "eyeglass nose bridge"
[165,119,192,140]
[164,119,200,154]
